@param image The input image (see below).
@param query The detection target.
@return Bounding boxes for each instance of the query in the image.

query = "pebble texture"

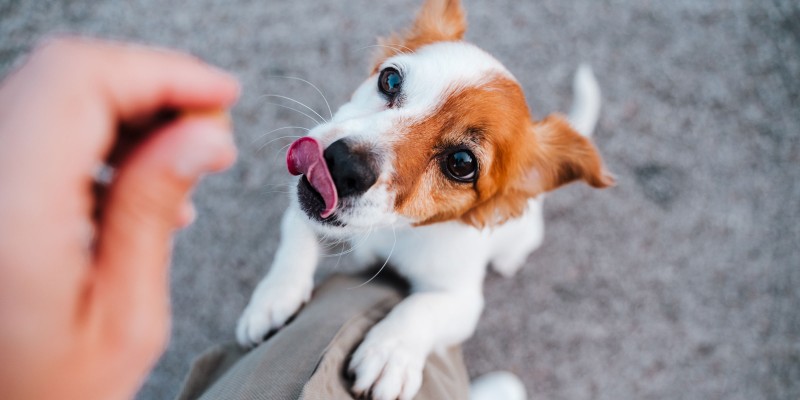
[1,0,798,399]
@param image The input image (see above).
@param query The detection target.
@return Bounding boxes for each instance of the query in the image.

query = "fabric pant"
[175,274,470,400]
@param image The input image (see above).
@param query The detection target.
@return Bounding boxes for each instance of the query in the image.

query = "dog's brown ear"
[527,114,615,193]
[373,0,466,68]
[459,114,613,229]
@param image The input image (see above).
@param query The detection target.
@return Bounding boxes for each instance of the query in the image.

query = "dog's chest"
[350,222,492,289]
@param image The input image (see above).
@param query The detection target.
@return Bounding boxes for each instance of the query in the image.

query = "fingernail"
[173,121,235,178]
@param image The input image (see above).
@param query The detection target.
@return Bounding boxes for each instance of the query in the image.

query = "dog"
[237,0,613,398]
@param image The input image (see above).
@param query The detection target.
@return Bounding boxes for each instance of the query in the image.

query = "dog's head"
[287,0,613,236]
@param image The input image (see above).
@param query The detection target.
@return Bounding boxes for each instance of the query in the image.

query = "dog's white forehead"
[384,41,515,112]
[330,41,515,125]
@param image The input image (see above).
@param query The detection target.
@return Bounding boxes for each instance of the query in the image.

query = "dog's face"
[288,0,613,236]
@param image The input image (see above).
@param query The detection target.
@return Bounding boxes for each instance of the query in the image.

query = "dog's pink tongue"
[287,137,338,218]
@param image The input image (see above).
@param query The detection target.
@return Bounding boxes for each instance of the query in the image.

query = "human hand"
[0,38,239,400]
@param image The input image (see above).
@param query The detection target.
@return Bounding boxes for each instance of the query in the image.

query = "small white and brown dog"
[237,0,613,399]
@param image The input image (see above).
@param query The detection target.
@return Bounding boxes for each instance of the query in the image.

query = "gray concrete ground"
[2,0,798,399]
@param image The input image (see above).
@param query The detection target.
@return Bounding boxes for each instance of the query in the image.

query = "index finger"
[35,37,241,120]
[1,37,241,169]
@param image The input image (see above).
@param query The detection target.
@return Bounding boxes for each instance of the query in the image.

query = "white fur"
[333,42,513,126]
[238,41,597,398]
[236,206,319,346]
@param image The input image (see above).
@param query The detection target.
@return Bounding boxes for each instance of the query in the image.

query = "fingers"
[5,37,240,170]
[0,39,242,266]
[93,113,235,346]
[0,37,240,400]
[34,36,240,120]
[30,37,240,354]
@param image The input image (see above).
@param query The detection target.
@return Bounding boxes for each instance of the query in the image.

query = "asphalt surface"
[1,0,798,399]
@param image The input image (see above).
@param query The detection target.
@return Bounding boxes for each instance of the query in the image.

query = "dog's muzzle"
[323,139,378,199]
[289,137,378,224]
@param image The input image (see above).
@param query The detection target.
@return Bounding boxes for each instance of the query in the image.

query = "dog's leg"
[349,284,484,400]
[236,207,319,347]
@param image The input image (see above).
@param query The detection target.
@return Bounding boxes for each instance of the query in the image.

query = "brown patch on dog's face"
[391,75,530,226]
[372,0,467,73]
[390,76,614,228]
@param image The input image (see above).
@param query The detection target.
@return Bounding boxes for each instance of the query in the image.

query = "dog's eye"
[378,67,402,98]
[443,150,477,182]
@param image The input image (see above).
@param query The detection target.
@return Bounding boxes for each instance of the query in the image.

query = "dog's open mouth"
[287,137,339,221]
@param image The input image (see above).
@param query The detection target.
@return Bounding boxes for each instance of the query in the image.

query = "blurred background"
[1,0,798,399]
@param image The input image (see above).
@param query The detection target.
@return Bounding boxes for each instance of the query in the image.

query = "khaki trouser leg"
[175,274,470,400]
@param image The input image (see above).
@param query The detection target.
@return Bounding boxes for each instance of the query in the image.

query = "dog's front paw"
[349,331,426,400]
[236,278,312,347]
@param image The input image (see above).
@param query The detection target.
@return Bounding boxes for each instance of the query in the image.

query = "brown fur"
[383,0,613,228]
[390,76,613,228]
[392,76,530,226]
[461,115,615,227]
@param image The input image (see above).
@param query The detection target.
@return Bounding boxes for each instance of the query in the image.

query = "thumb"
[94,114,236,326]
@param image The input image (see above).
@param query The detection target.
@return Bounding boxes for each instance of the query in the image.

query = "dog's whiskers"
[332,228,371,270]
[349,224,396,289]
[250,126,310,145]
[317,229,339,245]
[261,183,295,195]
[322,226,374,258]
[319,235,345,250]
[263,102,323,125]
[320,228,366,250]
[267,141,297,166]
[265,75,333,120]
[256,135,303,152]
[259,94,328,124]
[333,241,346,270]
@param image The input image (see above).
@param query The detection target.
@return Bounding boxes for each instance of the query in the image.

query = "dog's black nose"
[323,139,378,198]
